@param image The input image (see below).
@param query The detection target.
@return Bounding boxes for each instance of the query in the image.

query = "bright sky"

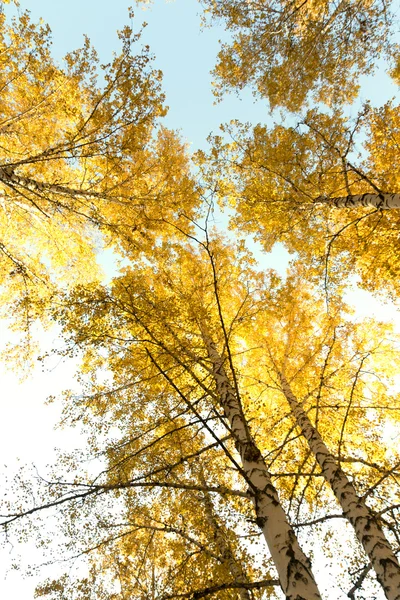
[16,0,276,150]
[7,0,397,147]
[0,1,399,598]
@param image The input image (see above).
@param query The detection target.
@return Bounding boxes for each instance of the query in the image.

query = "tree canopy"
[1,1,400,599]
[200,0,397,111]
[0,5,198,335]
[198,101,400,298]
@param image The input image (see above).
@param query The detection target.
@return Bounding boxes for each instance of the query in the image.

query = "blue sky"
[17,0,273,151]
[13,0,397,151]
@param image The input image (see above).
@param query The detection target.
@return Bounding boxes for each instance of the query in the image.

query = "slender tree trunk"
[315,193,400,209]
[198,468,252,600]
[0,166,104,200]
[202,332,322,600]
[279,371,400,600]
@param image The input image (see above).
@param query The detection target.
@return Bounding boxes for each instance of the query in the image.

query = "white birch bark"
[314,193,400,209]
[202,333,322,600]
[0,166,105,200]
[279,372,400,600]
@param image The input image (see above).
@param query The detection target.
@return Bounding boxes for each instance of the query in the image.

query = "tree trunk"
[202,332,322,600]
[314,193,400,209]
[279,371,400,600]
[0,166,104,200]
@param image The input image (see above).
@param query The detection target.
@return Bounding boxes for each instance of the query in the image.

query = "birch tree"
[200,330,322,599]
[276,372,400,600]
[245,267,400,597]
[3,233,400,597]
[200,104,400,296]
[0,5,199,336]
[1,3,399,596]
[2,236,330,599]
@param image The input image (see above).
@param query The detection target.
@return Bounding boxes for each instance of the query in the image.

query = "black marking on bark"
[243,444,262,462]
[255,516,267,529]
[261,483,280,504]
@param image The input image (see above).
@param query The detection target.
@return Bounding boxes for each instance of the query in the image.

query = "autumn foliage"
[1,1,400,599]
